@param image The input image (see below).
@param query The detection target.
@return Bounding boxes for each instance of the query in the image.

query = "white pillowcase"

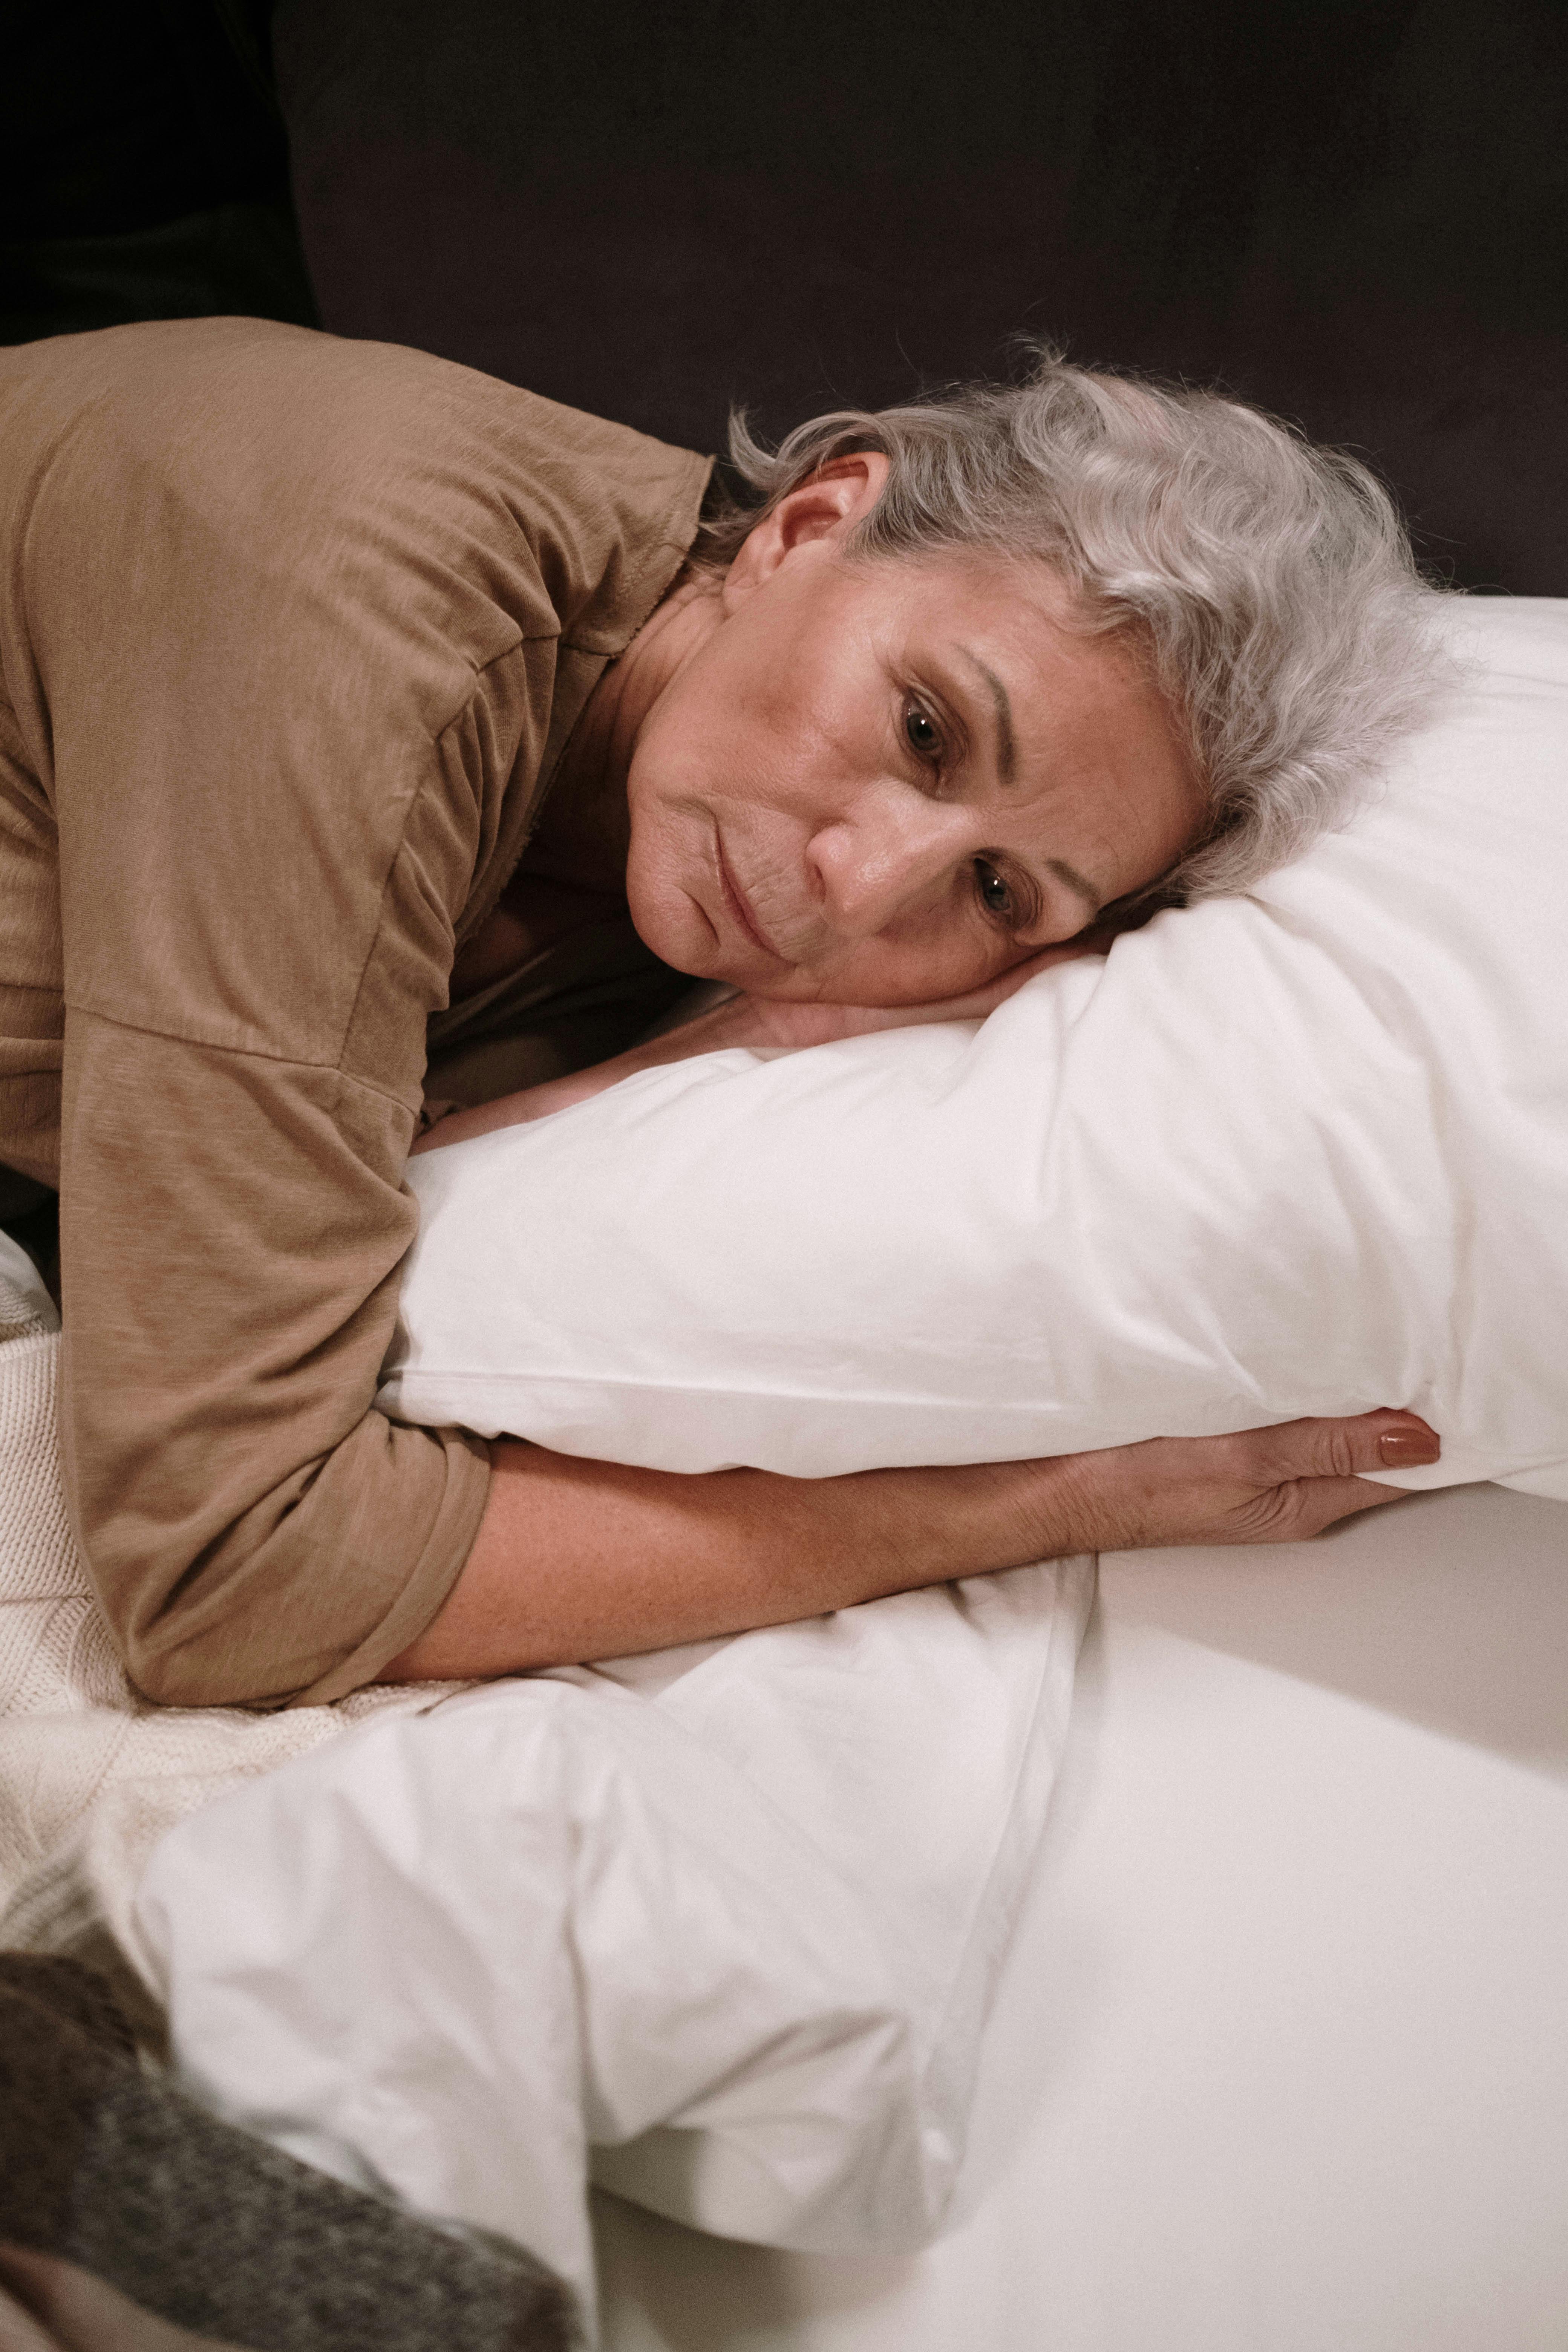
[380,598,1568,1499]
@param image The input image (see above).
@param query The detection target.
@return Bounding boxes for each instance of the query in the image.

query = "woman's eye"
[974,859,1014,920]
[904,703,942,762]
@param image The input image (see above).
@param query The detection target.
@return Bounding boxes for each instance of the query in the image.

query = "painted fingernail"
[1379,1429,1441,1467]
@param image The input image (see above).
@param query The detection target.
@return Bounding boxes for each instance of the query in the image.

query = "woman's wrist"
[836,1454,1091,1597]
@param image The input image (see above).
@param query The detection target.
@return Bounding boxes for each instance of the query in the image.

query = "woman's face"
[622,462,1203,1008]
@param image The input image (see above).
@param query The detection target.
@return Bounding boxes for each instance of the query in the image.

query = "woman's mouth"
[714,830,784,962]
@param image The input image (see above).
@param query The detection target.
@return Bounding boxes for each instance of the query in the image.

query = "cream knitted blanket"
[0,1231,458,1974]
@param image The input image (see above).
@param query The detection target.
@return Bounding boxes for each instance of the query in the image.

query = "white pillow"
[380,599,1568,1500]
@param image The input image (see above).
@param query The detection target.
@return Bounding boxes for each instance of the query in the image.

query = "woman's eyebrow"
[952,646,1017,786]
[1044,856,1102,916]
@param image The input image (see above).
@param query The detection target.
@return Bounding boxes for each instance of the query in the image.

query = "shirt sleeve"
[54,662,528,1705]
[18,327,550,1706]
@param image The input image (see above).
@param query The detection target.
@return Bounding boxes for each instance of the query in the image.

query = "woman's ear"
[722,452,891,609]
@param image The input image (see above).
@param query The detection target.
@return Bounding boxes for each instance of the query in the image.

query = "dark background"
[3,0,1566,595]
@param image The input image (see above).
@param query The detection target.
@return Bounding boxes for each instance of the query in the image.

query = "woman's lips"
[714,831,784,961]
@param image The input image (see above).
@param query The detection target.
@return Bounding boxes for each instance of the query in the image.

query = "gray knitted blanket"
[0,1951,576,2349]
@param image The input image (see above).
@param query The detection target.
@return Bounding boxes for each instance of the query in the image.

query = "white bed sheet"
[593,1481,1568,2352]
[132,1557,1091,2341]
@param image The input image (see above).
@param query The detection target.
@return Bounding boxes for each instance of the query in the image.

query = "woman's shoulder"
[1,315,710,680]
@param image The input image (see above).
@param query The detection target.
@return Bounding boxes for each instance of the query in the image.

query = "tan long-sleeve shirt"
[0,317,709,1707]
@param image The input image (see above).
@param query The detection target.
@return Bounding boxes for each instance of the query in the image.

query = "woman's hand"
[1021,1409,1442,1557]
[380,1409,1438,1682]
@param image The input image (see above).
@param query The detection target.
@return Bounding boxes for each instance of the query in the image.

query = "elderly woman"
[0,319,1439,1709]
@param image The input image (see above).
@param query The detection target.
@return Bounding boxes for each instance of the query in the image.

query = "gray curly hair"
[692,350,1451,903]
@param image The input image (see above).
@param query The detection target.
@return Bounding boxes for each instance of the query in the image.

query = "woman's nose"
[806,791,971,937]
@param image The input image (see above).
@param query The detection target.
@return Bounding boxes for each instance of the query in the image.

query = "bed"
[593,1481,1568,2352]
[7,1212,1565,2350]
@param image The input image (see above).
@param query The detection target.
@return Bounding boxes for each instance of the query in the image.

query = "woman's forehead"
[853,550,1145,695]
[871,561,1185,764]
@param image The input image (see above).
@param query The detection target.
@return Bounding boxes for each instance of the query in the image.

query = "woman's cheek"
[888,900,1011,1001]
[824,930,997,1009]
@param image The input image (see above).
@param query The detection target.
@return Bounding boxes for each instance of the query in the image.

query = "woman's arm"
[379,1409,1439,1681]
[411,935,1101,1156]
[410,991,755,1153]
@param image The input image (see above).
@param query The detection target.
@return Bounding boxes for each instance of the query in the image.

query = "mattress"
[593,1480,1568,2352]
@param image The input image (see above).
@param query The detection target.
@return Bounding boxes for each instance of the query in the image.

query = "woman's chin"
[625,876,729,981]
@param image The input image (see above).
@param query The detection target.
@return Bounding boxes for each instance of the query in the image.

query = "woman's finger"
[1216,1408,1440,1490]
